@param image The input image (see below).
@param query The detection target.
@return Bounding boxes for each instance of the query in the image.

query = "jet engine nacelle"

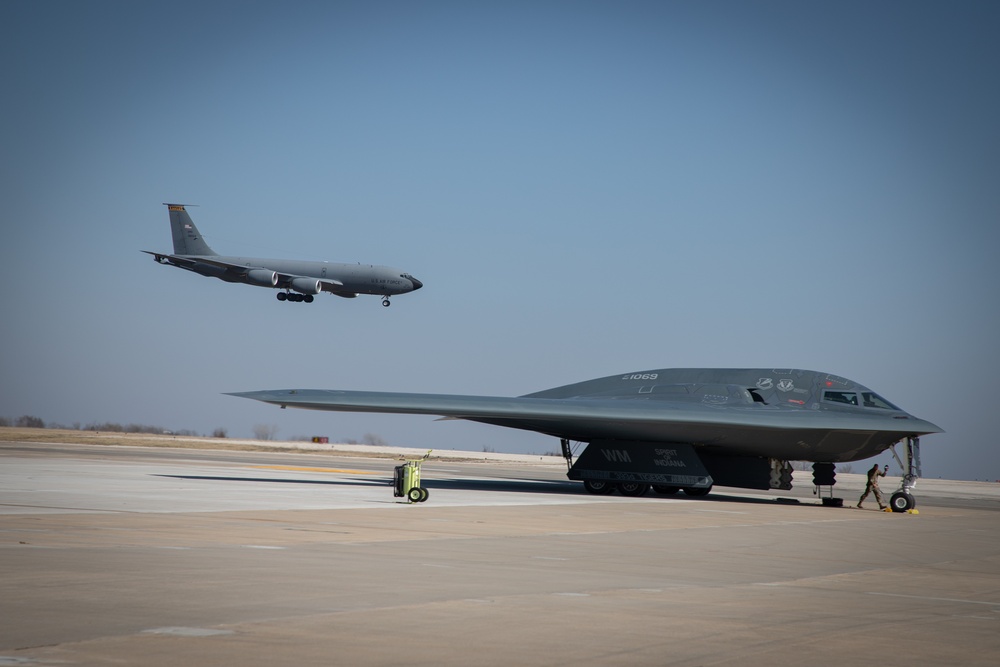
[290,277,322,294]
[246,269,278,287]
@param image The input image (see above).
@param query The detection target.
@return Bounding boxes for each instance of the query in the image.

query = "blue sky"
[2,1,998,481]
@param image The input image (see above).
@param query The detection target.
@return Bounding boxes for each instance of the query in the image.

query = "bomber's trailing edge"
[231,368,942,511]
[143,204,423,306]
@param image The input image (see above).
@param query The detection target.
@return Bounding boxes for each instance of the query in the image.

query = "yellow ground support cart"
[393,451,431,503]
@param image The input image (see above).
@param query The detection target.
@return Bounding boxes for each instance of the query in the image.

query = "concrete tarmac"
[2,439,998,666]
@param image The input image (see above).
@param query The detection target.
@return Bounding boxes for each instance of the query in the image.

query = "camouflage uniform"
[858,463,887,509]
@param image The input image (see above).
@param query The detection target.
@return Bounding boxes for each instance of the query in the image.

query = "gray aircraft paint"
[230,368,942,463]
[143,204,423,302]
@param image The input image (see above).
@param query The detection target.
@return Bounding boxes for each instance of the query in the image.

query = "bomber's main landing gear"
[618,482,649,497]
[583,479,615,495]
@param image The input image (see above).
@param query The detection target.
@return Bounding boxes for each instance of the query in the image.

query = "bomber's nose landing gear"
[888,436,921,513]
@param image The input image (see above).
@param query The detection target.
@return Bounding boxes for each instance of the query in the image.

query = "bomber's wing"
[229,388,937,437]
[228,388,943,460]
[226,388,724,440]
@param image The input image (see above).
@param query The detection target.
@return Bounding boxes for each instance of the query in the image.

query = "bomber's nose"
[409,276,423,291]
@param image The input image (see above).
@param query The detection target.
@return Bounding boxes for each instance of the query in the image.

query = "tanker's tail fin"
[164,203,216,256]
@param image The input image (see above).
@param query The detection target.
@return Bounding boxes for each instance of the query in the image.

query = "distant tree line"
[0,415,217,437]
[1,415,391,446]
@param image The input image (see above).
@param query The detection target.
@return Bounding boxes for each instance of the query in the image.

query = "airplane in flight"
[143,204,423,305]
[230,368,942,511]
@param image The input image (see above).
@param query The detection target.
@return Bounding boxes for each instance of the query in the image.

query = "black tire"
[652,485,679,496]
[418,487,429,502]
[618,482,649,497]
[382,299,391,307]
[890,491,915,513]
[583,479,615,495]
[304,294,314,303]
[277,292,287,301]
[683,486,712,497]
[407,487,423,503]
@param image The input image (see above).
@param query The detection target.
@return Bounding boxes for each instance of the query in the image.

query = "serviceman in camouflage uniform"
[858,463,888,509]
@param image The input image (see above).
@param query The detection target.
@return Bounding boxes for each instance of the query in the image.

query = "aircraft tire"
[304,294,314,303]
[652,485,679,496]
[683,486,712,497]
[277,292,287,301]
[382,299,391,307]
[583,480,615,495]
[889,491,915,513]
[618,482,649,497]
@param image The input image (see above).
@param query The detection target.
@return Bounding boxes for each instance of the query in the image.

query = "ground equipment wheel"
[418,487,429,502]
[407,487,423,503]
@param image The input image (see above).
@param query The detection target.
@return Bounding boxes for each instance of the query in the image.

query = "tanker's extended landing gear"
[888,436,922,513]
[382,297,391,307]
[277,292,314,303]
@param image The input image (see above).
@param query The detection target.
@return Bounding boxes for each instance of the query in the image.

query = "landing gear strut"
[888,436,921,512]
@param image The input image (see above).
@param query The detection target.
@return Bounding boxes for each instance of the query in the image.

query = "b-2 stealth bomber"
[231,367,942,511]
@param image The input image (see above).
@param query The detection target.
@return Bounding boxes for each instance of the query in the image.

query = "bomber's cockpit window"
[823,390,899,410]
[823,390,858,406]
[860,391,899,410]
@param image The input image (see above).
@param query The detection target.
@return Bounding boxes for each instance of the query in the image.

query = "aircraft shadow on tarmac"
[155,474,391,487]
[154,474,820,506]
[155,474,577,495]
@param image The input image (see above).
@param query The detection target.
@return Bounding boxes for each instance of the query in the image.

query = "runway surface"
[2,439,998,666]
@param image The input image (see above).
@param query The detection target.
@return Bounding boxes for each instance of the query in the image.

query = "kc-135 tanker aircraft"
[143,204,423,306]
[232,368,942,511]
